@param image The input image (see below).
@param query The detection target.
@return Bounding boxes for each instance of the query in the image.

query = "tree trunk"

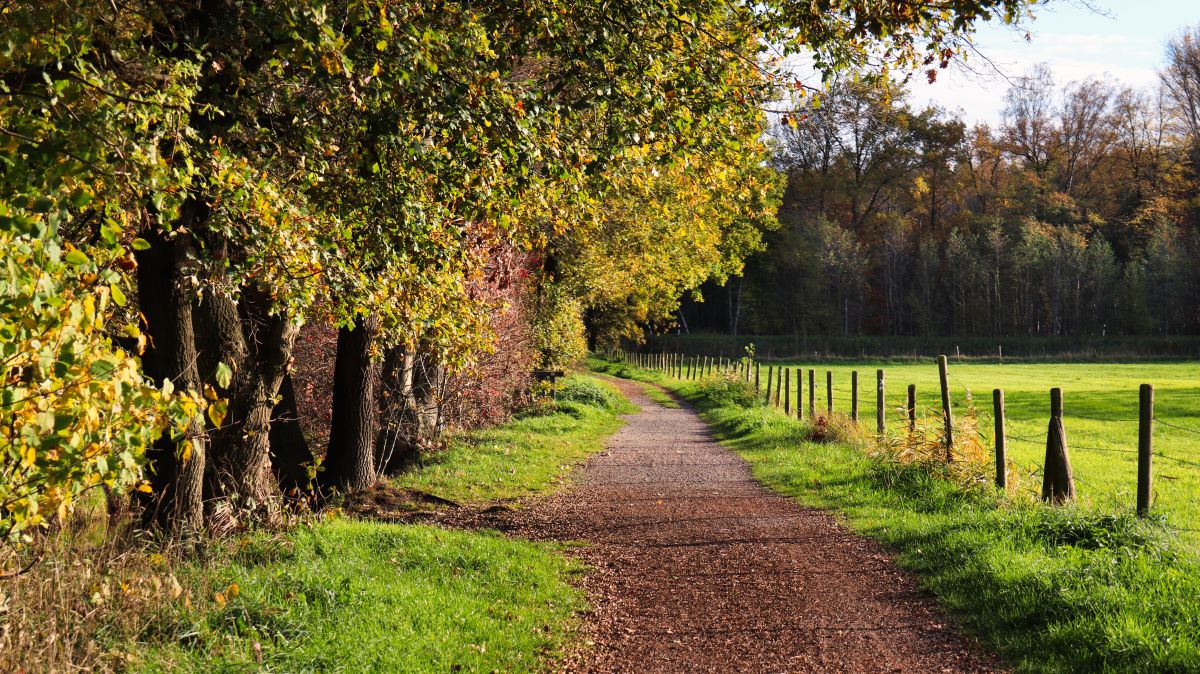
[196,278,298,519]
[324,314,381,491]
[134,217,207,535]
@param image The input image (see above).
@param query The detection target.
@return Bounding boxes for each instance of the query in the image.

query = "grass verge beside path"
[394,374,635,503]
[136,521,586,673]
[591,357,1200,673]
[15,373,630,673]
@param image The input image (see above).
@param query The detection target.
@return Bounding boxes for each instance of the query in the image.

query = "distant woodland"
[682,24,1200,339]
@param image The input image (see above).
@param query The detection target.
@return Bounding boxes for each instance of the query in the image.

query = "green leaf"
[215,361,233,389]
[110,283,127,307]
[65,249,89,266]
[131,238,151,251]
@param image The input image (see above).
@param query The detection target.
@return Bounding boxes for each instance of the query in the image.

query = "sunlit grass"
[765,360,1200,542]
[393,374,634,503]
[133,521,586,673]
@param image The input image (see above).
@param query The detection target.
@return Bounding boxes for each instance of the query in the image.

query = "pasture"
[747,359,1200,541]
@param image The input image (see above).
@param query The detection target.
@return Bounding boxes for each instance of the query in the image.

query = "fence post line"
[826,370,833,414]
[1138,383,1154,517]
[851,370,859,422]
[876,369,885,435]
[993,389,1006,490]
[907,384,917,433]
[937,355,954,457]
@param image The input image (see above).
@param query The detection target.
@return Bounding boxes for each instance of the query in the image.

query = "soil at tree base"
[460,378,1005,673]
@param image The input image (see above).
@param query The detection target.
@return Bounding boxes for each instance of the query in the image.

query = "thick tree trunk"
[196,277,298,519]
[324,315,381,491]
[134,218,207,535]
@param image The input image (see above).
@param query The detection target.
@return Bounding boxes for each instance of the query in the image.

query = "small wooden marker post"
[784,368,791,415]
[1041,387,1076,504]
[826,370,833,414]
[808,369,816,417]
[876,369,885,435]
[755,363,761,394]
[851,371,859,422]
[1138,384,1154,517]
[993,389,1007,489]
[937,355,954,459]
[765,366,774,404]
[907,384,917,433]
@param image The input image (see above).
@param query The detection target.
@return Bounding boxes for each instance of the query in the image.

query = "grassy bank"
[8,374,631,673]
[592,357,1200,672]
[394,374,635,502]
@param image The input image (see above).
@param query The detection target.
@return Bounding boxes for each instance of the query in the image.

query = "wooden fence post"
[876,369,885,435]
[826,370,833,414]
[777,364,787,407]
[1138,384,1154,517]
[907,384,916,432]
[993,389,1006,489]
[766,366,774,404]
[1041,387,1076,504]
[755,362,761,394]
[808,369,816,417]
[784,368,791,415]
[795,367,803,420]
[851,370,859,422]
[937,355,954,458]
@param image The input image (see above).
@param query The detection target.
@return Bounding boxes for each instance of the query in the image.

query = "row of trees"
[691,23,1200,338]
[1,0,1030,544]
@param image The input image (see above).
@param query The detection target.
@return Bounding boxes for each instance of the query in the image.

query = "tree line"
[1,0,1033,544]
[684,24,1200,339]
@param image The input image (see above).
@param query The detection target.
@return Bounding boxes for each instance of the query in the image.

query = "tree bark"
[324,314,381,491]
[196,278,298,519]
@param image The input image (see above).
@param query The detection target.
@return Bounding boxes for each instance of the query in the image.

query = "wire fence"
[613,349,1200,538]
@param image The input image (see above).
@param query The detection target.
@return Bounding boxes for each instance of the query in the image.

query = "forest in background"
[681,24,1200,339]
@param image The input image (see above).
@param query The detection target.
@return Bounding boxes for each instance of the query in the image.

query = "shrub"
[556,378,621,409]
[695,374,760,409]
[0,232,199,549]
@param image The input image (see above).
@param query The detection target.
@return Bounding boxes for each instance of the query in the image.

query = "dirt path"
[508,378,1004,673]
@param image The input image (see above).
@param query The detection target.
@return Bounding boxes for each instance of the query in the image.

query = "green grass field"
[665,357,1200,542]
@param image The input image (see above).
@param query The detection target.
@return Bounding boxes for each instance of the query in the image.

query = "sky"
[906,0,1200,126]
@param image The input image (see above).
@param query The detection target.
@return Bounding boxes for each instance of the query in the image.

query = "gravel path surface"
[507,378,1005,673]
